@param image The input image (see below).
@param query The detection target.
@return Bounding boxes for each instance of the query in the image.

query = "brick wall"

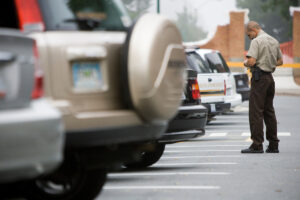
[198,25,229,59]
[198,11,246,62]
[228,12,245,62]
[293,11,300,62]
[293,10,300,77]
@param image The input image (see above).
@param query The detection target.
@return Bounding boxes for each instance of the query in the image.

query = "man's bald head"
[246,21,261,32]
[245,21,261,40]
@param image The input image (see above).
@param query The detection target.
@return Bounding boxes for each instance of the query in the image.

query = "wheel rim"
[34,153,83,197]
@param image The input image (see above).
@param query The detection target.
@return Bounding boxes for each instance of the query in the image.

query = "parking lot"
[99,96,300,200]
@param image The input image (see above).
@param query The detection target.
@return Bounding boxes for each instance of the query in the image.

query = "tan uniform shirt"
[247,30,282,72]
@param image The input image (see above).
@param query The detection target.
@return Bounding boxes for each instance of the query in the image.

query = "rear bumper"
[0,99,64,183]
[225,93,242,108]
[159,105,207,143]
[159,130,205,144]
[65,122,167,148]
[203,102,231,115]
[166,105,207,132]
[237,88,250,101]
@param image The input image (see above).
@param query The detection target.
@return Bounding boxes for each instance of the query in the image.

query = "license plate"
[210,104,216,112]
[238,80,244,86]
[72,62,102,90]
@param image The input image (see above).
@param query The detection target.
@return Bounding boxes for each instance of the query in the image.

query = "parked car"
[1,1,186,199]
[185,49,230,122]
[195,49,250,103]
[124,69,207,168]
[0,29,64,185]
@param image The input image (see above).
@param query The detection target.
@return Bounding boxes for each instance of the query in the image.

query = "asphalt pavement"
[5,96,300,200]
[98,96,300,200]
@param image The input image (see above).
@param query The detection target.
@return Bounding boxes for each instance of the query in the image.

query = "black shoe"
[265,147,279,153]
[241,148,264,153]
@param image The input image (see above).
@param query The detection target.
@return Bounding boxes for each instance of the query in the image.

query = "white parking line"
[191,139,251,143]
[206,126,250,129]
[216,115,248,118]
[108,172,231,177]
[154,162,238,167]
[205,130,248,132]
[241,132,291,136]
[241,132,251,136]
[161,155,243,159]
[208,133,227,137]
[167,145,247,148]
[165,149,242,153]
[104,186,221,190]
[278,132,291,136]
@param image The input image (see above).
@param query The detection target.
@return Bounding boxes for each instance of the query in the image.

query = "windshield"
[38,0,132,31]
[186,52,212,73]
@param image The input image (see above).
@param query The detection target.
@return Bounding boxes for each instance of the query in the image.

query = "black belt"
[260,70,271,74]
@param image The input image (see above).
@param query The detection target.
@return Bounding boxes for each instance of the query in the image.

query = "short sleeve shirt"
[247,30,282,72]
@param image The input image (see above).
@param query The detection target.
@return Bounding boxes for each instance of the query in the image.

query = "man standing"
[241,21,283,153]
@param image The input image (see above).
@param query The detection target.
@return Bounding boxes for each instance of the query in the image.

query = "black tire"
[124,143,165,169]
[20,154,107,200]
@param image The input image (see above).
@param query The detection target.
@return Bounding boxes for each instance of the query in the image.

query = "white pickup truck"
[195,49,248,105]
[185,49,231,121]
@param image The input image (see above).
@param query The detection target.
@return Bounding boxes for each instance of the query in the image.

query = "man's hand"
[243,59,248,67]
[276,58,283,66]
[244,57,256,67]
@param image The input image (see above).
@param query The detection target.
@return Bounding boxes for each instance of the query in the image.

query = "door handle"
[0,51,16,65]
[208,78,212,82]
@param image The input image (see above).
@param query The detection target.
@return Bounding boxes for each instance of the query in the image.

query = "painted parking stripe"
[191,139,251,143]
[161,155,243,159]
[104,186,221,190]
[278,132,291,136]
[108,172,230,177]
[206,126,250,129]
[241,132,291,136]
[241,132,251,136]
[164,150,241,153]
[205,130,249,133]
[154,162,238,167]
[167,145,247,148]
[208,133,227,137]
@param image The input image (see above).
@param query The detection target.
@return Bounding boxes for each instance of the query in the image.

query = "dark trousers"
[249,73,279,149]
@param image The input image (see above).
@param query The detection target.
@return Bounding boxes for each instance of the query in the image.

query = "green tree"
[175,6,207,42]
[121,0,152,20]
[237,0,299,49]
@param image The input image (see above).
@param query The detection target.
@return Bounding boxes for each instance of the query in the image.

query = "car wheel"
[124,143,165,169]
[20,153,107,200]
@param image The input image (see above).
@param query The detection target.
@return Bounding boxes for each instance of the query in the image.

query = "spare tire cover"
[127,14,186,122]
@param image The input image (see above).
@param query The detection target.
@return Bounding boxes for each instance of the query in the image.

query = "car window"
[204,52,230,73]
[186,52,212,73]
[38,0,132,31]
[217,52,231,73]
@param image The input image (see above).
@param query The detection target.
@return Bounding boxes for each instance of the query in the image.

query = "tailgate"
[197,73,225,103]
[0,29,34,110]
[31,31,127,113]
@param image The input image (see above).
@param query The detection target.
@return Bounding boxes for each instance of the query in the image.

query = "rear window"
[186,52,212,73]
[38,0,132,31]
[204,52,230,73]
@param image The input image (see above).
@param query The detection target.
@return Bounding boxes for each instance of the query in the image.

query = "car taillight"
[31,42,43,99]
[224,80,227,95]
[14,0,45,32]
[189,79,201,100]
